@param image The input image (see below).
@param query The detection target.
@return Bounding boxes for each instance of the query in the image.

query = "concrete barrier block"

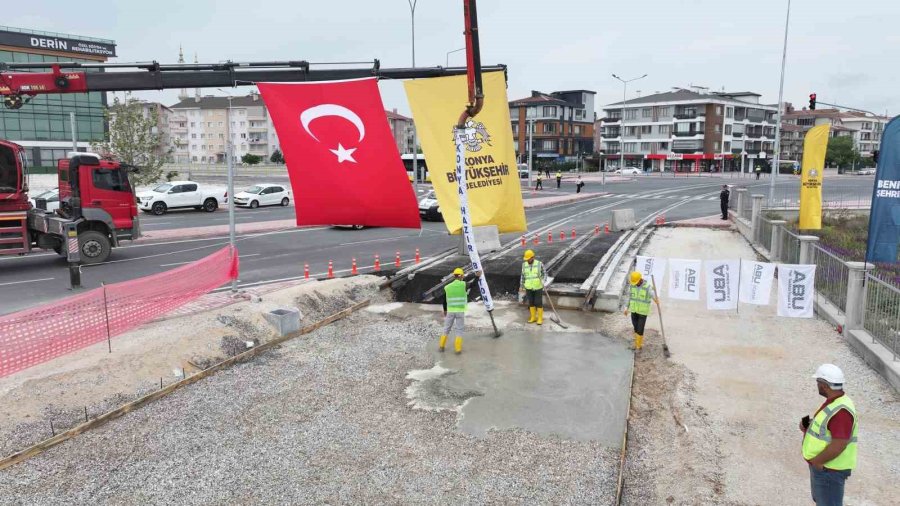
[458,225,501,255]
[611,209,636,231]
[263,307,302,337]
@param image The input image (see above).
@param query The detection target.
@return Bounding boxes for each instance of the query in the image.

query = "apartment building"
[509,90,596,162]
[386,108,416,154]
[781,104,888,161]
[599,89,779,172]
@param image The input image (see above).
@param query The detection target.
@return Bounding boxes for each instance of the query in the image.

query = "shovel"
[541,277,568,329]
[650,275,671,358]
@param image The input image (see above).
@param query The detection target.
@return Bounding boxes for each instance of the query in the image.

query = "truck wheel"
[78,231,111,265]
[249,200,259,209]
[281,197,290,207]
[151,202,167,215]
[203,198,218,212]
[53,244,65,256]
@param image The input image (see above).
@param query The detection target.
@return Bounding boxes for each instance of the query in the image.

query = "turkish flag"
[258,78,420,228]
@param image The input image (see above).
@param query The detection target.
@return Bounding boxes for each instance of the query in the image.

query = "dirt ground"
[606,227,900,505]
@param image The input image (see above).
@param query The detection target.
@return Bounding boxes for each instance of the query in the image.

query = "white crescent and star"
[299,104,365,164]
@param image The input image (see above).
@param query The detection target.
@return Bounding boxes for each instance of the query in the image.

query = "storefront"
[647,153,735,173]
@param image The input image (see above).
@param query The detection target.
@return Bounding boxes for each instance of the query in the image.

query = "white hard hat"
[813,364,845,386]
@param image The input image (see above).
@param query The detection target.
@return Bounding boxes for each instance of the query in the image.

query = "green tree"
[91,95,167,186]
[242,153,263,165]
[825,135,859,169]
[269,149,284,164]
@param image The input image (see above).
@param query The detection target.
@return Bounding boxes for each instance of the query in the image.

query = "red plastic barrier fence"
[0,245,238,379]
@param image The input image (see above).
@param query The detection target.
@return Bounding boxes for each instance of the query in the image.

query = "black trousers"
[556,178,561,188]
[525,289,543,308]
[720,200,728,219]
[536,180,542,189]
[631,312,648,335]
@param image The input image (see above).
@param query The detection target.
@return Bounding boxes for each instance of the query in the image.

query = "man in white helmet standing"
[801,364,858,506]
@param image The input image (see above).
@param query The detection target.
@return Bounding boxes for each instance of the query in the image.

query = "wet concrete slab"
[406,328,633,447]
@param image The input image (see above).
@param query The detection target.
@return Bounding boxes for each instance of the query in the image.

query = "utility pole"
[69,112,77,153]
[219,89,237,291]
[408,0,419,198]
[528,117,534,188]
[768,0,791,204]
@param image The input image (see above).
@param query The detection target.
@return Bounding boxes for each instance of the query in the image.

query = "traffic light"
[809,93,817,110]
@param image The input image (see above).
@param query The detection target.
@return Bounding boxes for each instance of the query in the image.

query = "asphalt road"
[0,174,875,315]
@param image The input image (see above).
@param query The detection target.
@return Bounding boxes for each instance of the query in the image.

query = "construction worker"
[440,268,469,354]
[755,165,762,180]
[801,364,858,505]
[556,171,562,189]
[623,271,657,350]
[521,249,544,325]
[535,172,543,190]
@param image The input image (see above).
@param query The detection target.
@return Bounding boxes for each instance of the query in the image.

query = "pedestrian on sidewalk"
[755,165,762,180]
[719,184,730,220]
[545,168,550,178]
[576,176,585,194]
[520,249,544,325]
[556,171,562,189]
[439,268,471,354]
[801,364,858,506]
[535,173,543,190]
[623,271,657,350]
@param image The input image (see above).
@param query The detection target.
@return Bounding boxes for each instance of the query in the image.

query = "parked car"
[234,183,291,208]
[28,188,60,212]
[614,167,643,175]
[857,168,876,176]
[418,190,443,221]
[517,164,530,179]
[136,181,227,216]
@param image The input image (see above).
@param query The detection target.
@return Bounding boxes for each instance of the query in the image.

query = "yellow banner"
[799,124,830,229]
[404,72,526,234]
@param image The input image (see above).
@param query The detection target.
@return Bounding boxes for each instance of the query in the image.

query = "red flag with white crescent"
[258,78,420,228]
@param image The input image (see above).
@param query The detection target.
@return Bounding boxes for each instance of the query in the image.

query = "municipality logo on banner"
[739,261,775,306]
[668,259,701,300]
[636,256,667,289]
[704,260,739,310]
[777,264,816,318]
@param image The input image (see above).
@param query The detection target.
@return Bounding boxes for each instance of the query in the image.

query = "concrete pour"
[404,314,633,447]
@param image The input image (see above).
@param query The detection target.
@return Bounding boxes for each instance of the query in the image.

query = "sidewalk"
[612,227,899,505]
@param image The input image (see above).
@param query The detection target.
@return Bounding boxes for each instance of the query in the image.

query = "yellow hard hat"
[629,271,643,285]
[453,267,465,276]
[523,249,535,260]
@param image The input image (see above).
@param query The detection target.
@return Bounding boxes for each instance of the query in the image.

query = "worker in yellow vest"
[623,271,657,350]
[440,268,469,354]
[520,249,544,325]
[801,364,858,505]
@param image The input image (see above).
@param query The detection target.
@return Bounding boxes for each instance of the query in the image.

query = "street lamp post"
[528,117,534,188]
[408,0,419,198]
[218,89,237,291]
[612,73,647,178]
[768,0,791,204]
[446,47,466,67]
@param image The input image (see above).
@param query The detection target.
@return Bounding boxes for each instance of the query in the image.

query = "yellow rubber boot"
[537,308,543,325]
[454,336,463,354]
[630,332,639,350]
[527,307,536,323]
[635,334,644,350]
[438,335,447,352]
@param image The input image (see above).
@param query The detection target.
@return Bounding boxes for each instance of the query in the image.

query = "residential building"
[386,108,416,154]
[0,26,116,167]
[599,88,779,172]
[509,90,596,163]
[108,99,173,161]
[781,104,889,162]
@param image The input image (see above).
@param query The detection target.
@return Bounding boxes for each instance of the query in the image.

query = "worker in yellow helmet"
[440,267,469,354]
[520,249,545,325]
[623,271,658,350]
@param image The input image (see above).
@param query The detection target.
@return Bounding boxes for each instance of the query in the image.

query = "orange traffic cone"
[374,254,381,272]
[415,248,421,264]
[351,258,358,275]
[395,251,401,268]
[327,260,334,279]
[304,263,309,279]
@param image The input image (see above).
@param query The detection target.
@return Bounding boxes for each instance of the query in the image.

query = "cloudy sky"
[10,0,899,116]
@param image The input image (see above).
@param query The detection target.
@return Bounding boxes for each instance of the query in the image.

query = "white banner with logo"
[668,259,702,300]
[777,264,816,318]
[454,129,494,311]
[704,259,740,310]
[739,261,776,305]
[636,256,667,289]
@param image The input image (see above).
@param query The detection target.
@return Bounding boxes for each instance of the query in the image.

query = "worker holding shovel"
[623,271,658,350]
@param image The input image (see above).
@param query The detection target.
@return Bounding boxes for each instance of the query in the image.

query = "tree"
[825,135,859,170]
[269,149,284,164]
[242,153,263,165]
[91,95,167,186]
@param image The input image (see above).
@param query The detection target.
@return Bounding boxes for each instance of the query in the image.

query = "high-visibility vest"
[802,395,858,470]
[629,284,652,315]
[522,260,544,290]
[444,280,468,313]
[556,172,561,178]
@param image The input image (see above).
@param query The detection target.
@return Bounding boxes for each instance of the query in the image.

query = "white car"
[857,168,876,176]
[615,167,643,175]
[234,183,292,208]
[29,188,60,212]
[136,181,227,216]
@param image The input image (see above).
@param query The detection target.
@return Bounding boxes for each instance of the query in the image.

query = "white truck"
[136,181,227,216]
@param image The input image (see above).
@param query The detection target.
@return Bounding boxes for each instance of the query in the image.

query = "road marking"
[0,277,55,287]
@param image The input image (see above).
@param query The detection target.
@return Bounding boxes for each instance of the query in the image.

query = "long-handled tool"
[650,275,670,358]
[542,286,568,329]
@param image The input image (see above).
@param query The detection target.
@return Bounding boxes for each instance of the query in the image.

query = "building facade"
[386,108,416,154]
[0,26,116,168]
[509,90,596,163]
[599,89,778,172]
[781,104,888,163]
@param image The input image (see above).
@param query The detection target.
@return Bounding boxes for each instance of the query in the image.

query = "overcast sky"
[10,0,899,116]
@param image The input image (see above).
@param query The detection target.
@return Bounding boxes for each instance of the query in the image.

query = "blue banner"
[866,115,900,263]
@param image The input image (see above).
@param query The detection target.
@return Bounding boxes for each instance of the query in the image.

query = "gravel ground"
[1,282,620,504]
